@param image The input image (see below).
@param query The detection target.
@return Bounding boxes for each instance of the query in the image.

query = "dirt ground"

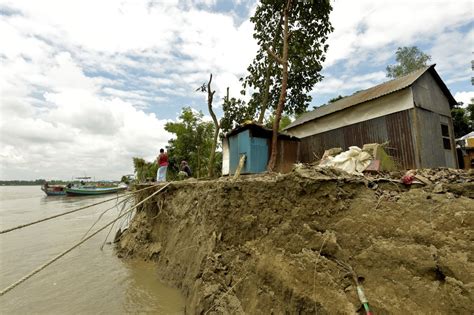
[117,166,474,314]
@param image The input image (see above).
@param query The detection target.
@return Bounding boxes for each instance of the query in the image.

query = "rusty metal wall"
[276,139,300,173]
[299,110,417,169]
[385,110,417,169]
[414,108,457,168]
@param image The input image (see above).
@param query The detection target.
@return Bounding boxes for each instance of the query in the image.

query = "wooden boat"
[64,185,127,196]
[41,184,66,196]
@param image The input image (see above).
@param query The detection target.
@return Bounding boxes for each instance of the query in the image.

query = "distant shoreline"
[0,181,66,186]
[0,184,44,186]
[0,180,119,186]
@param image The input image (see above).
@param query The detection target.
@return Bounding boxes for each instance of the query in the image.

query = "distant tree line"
[0,179,63,186]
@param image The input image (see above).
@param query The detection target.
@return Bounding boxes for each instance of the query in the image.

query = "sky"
[0,0,473,180]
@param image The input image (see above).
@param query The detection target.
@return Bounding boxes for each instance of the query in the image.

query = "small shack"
[284,65,458,169]
[222,123,300,175]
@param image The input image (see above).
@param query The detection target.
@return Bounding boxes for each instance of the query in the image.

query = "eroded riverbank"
[117,168,474,314]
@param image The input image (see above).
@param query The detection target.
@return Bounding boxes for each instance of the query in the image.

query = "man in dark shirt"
[179,160,192,178]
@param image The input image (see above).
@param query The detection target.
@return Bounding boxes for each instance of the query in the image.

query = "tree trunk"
[257,15,284,124]
[267,1,291,171]
[207,74,219,178]
[257,61,273,124]
[197,145,200,178]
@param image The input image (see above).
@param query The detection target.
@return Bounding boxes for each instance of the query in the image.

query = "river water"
[0,186,185,314]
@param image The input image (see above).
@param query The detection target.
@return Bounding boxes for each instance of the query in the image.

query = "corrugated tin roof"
[285,65,457,130]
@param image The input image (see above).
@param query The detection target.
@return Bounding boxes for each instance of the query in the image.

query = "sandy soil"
[117,167,474,314]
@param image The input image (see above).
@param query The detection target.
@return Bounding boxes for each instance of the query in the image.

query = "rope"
[0,182,170,297]
[0,183,164,235]
[80,196,133,240]
[100,196,131,250]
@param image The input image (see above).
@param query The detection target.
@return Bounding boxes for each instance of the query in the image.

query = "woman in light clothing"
[156,148,168,182]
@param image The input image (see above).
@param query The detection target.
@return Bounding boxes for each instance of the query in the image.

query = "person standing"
[156,148,168,182]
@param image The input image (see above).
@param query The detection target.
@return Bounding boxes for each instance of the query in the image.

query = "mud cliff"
[117,167,474,314]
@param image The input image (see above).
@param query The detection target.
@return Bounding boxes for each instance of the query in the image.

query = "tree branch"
[267,47,284,65]
[207,74,219,129]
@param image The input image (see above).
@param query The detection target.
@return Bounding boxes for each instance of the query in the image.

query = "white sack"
[320,146,372,175]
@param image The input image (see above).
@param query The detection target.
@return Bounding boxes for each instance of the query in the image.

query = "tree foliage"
[265,114,292,131]
[220,92,254,134]
[243,0,333,125]
[165,107,220,178]
[386,46,431,78]
[328,95,345,103]
[132,157,157,182]
[248,0,332,170]
[451,99,474,138]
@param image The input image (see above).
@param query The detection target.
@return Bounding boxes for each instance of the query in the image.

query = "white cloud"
[325,0,472,69]
[429,28,474,84]
[0,0,259,179]
[454,91,474,107]
[312,0,472,105]
[0,38,172,180]
[312,71,386,97]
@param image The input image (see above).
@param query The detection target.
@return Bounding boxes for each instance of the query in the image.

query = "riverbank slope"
[117,167,474,314]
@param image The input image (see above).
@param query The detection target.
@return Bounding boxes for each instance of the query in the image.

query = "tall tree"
[467,100,474,130]
[165,107,217,178]
[243,14,283,124]
[386,46,431,78]
[451,104,470,138]
[452,98,474,138]
[250,0,333,170]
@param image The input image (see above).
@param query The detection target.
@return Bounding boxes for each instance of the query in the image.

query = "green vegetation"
[328,95,345,103]
[386,46,431,78]
[220,90,254,134]
[451,99,474,138]
[0,179,52,186]
[132,158,158,182]
[248,0,333,170]
[265,114,292,131]
[165,107,219,179]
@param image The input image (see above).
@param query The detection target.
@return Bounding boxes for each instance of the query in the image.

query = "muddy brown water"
[0,186,184,314]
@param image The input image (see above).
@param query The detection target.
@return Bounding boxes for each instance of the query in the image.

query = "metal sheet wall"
[414,108,456,168]
[276,139,300,173]
[228,129,299,174]
[299,110,417,169]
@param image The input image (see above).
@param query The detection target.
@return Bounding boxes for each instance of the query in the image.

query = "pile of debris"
[316,144,472,186]
[410,168,473,184]
[318,143,398,175]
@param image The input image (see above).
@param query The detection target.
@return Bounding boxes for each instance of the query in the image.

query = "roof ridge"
[285,64,436,130]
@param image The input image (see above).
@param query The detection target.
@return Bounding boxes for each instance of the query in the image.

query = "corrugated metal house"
[284,65,458,169]
[222,123,300,175]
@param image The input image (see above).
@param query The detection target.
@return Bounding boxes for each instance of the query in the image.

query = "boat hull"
[41,186,66,196]
[64,186,126,196]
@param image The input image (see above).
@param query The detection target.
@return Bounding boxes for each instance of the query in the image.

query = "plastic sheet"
[320,146,372,175]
